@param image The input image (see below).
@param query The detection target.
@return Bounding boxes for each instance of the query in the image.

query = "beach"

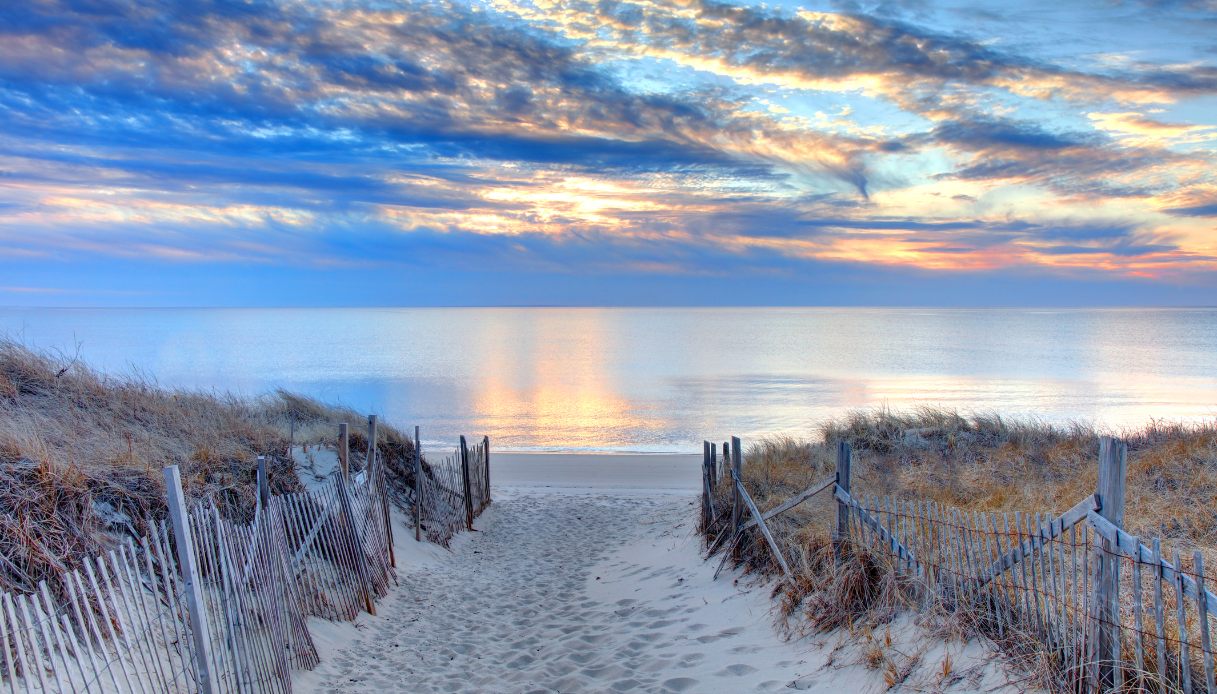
[296,454,1029,693]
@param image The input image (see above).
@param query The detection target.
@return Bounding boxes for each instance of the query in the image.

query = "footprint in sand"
[303,491,812,693]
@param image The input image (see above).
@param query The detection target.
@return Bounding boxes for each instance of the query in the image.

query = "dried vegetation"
[0,341,422,594]
[707,408,1217,690]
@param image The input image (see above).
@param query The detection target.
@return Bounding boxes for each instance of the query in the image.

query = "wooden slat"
[163,466,217,694]
[1127,534,1144,684]
[1175,549,1193,693]
[1194,551,1215,694]
[66,568,118,692]
[335,472,376,615]
[739,475,836,533]
[731,470,793,583]
[1069,523,1084,686]
[1043,516,1063,648]
[1081,523,1096,690]
[948,506,968,596]
[730,437,742,538]
[15,594,50,693]
[958,509,977,595]
[934,501,954,589]
[1088,511,1217,618]
[85,556,139,693]
[1152,538,1168,689]
[30,589,66,692]
[833,487,918,567]
[109,547,158,692]
[986,513,1009,636]
[295,480,342,568]
[38,581,83,692]
[414,426,423,543]
[974,494,1099,589]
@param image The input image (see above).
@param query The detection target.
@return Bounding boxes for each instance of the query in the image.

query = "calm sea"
[1,307,1214,452]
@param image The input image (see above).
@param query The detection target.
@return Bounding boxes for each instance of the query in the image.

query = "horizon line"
[2,304,1215,311]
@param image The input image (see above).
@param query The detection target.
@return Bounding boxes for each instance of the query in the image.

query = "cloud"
[1164,201,1217,216]
[0,0,1214,304]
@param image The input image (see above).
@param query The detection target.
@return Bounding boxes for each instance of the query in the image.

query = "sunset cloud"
[0,0,1214,305]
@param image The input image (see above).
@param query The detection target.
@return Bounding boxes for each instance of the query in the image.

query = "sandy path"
[297,454,1028,693]
[300,487,817,693]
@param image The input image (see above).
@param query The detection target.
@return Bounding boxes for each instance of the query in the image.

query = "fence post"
[709,442,717,488]
[256,455,269,506]
[460,435,473,531]
[1094,436,1128,690]
[414,426,423,542]
[163,466,217,694]
[338,423,350,480]
[702,441,712,528]
[483,435,491,506]
[835,441,852,549]
[730,437,742,538]
[366,415,378,471]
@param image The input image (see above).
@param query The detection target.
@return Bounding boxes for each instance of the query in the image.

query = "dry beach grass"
[716,409,1217,570]
[0,340,423,595]
[708,409,1217,690]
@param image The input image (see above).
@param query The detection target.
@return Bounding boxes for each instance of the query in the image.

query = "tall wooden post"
[730,436,743,538]
[460,435,473,530]
[702,441,712,528]
[709,443,717,488]
[256,455,270,507]
[1094,436,1128,690]
[338,423,350,480]
[366,415,379,472]
[163,466,217,694]
[483,435,491,506]
[835,441,852,544]
[413,426,423,542]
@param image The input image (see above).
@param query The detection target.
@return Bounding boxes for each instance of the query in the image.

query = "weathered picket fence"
[702,435,1217,693]
[0,417,490,693]
[412,432,491,546]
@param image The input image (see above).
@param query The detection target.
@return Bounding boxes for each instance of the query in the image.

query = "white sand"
[297,454,1034,693]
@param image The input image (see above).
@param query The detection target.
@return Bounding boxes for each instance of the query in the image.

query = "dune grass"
[0,340,422,594]
[718,408,1217,565]
[707,408,1217,690]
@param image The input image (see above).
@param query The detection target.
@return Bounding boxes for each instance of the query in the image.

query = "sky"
[1,0,1215,307]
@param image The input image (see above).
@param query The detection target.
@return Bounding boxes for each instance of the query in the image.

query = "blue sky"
[1,0,1215,306]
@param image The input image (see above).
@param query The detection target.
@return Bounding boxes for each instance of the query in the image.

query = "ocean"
[1,307,1214,452]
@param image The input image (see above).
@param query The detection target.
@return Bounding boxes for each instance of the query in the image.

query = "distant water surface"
[1,307,1213,452]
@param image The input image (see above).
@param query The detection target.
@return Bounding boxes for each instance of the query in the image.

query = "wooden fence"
[702,435,1217,693]
[412,433,491,546]
[0,418,490,693]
